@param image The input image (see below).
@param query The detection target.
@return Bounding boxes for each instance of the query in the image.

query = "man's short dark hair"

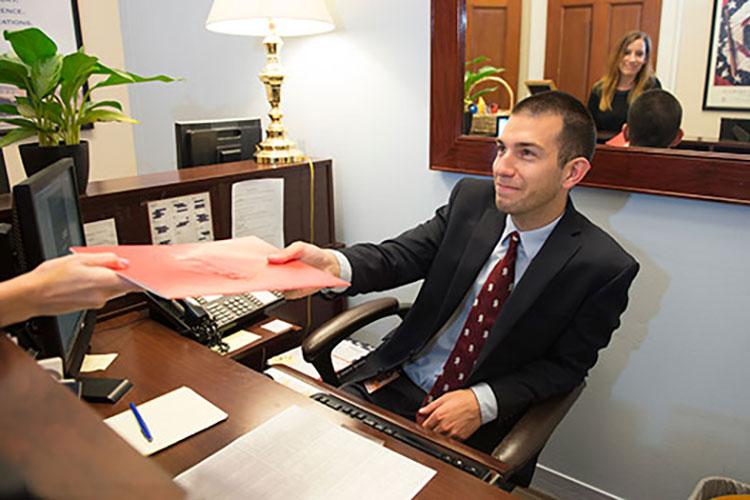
[512,91,596,166]
[627,89,682,148]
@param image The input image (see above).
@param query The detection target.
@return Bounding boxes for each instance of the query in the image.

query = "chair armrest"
[491,382,585,478]
[302,297,405,385]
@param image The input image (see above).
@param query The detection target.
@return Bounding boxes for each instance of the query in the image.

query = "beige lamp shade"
[206,0,334,37]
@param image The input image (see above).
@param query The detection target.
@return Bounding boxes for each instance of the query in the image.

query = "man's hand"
[267,241,341,299]
[417,389,482,440]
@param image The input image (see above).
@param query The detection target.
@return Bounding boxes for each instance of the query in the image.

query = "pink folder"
[72,236,349,299]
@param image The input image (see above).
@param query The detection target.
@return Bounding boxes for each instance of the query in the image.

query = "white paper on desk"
[104,386,227,456]
[84,218,119,247]
[79,353,118,373]
[212,329,261,355]
[175,405,435,500]
[231,178,284,248]
[148,192,214,245]
[261,318,294,334]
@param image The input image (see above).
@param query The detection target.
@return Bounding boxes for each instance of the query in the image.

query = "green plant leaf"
[30,54,63,98]
[469,86,499,102]
[4,28,57,65]
[464,67,504,93]
[92,62,180,88]
[80,108,138,125]
[83,99,123,113]
[60,51,98,104]
[466,56,488,67]
[0,103,17,115]
[0,116,38,128]
[0,54,30,88]
[0,127,37,148]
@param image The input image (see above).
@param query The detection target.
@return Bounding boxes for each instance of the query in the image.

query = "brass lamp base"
[255,137,305,165]
[254,29,306,167]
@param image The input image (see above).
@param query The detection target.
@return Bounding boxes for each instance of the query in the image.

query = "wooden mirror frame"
[430,0,750,206]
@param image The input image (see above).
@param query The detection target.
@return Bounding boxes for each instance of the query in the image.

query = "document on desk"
[232,178,284,248]
[104,386,227,456]
[175,405,436,499]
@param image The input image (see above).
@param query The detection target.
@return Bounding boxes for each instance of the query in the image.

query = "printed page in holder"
[104,386,227,456]
[175,405,435,499]
[232,178,284,248]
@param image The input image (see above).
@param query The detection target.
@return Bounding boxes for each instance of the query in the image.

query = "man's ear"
[670,128,684,147]
[622,123,630,141]
[562,158,591,189]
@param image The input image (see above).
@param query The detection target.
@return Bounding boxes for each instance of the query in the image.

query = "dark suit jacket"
[340,178,639,453]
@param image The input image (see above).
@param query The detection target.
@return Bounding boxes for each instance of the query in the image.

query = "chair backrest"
[492,382,585,478]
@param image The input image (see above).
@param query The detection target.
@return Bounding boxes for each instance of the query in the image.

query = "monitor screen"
[175,118,262,168]
[525,79,557,95]
[12,158,95,376]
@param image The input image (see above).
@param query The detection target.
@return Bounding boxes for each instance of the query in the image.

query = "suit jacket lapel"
[476,203,583,368]
[434,206,506,330]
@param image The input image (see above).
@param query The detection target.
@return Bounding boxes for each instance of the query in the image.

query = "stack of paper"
[175,405,436,499]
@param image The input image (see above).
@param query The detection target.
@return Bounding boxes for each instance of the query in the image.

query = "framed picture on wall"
[0,0,83,132]
[703,0,750,110]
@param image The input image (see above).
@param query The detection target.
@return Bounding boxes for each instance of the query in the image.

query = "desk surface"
[88,312,515,499]
[0,335,183,499]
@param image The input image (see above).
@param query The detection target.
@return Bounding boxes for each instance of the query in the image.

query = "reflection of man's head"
[511,91,596,169]
[626,89,683,148]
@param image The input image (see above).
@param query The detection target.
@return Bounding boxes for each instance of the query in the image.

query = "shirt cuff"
[325,250,352,294]
[470,382,498,425]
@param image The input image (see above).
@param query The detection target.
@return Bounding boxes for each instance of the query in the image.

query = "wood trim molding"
[429,0,750,206]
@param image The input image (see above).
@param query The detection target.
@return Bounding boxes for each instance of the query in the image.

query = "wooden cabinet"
[0,159,344,332]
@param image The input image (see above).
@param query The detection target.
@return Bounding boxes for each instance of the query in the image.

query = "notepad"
[104,386,227,456]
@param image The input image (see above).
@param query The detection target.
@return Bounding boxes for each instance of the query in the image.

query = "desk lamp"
[206,0,334,166]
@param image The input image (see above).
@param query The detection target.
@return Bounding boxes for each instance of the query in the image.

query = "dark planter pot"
[19,141,90,194]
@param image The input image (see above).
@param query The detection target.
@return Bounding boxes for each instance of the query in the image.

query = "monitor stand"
[79,377,132,404]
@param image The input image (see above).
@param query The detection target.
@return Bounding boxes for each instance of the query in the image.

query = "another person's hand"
[0,253,139,327]
[267,241,341,299]
[417,389,482,441]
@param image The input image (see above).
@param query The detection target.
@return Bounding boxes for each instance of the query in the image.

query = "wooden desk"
[88,313,516,499]
[0,336,183,499]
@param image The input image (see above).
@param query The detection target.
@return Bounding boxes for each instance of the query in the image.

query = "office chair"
[301,297,585,482]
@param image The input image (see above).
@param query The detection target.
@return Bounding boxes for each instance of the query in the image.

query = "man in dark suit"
[269,91,639,485]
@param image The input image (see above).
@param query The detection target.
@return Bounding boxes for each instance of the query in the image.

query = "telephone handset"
[146,291,284,352]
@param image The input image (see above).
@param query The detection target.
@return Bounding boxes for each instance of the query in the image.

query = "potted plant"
[0,27,178,193]
[463,57,513,134]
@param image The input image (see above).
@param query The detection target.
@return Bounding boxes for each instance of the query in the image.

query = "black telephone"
[146,291,284,353]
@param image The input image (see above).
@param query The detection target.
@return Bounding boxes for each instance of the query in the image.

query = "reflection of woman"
[587,31,661,134]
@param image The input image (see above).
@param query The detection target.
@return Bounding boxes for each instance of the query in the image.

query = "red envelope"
[72,236,349,299]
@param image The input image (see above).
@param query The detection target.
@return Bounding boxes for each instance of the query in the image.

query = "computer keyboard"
[310,392,494,481]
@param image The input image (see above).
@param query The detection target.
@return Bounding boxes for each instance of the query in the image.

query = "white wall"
[4,0,137,187]
[119,1,750,498]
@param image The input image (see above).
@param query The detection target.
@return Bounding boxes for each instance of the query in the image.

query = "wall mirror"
[430,0,750,205]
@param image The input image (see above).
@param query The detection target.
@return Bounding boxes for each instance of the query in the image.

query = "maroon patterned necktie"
[422,231,520,406]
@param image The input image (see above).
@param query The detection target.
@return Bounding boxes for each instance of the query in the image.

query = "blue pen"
[129,402,153,442]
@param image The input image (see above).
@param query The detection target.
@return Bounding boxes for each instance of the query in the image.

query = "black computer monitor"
[175,118,262,168]
[0,148,9,195]
[719,118,750,142]
[12,158,95,377]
